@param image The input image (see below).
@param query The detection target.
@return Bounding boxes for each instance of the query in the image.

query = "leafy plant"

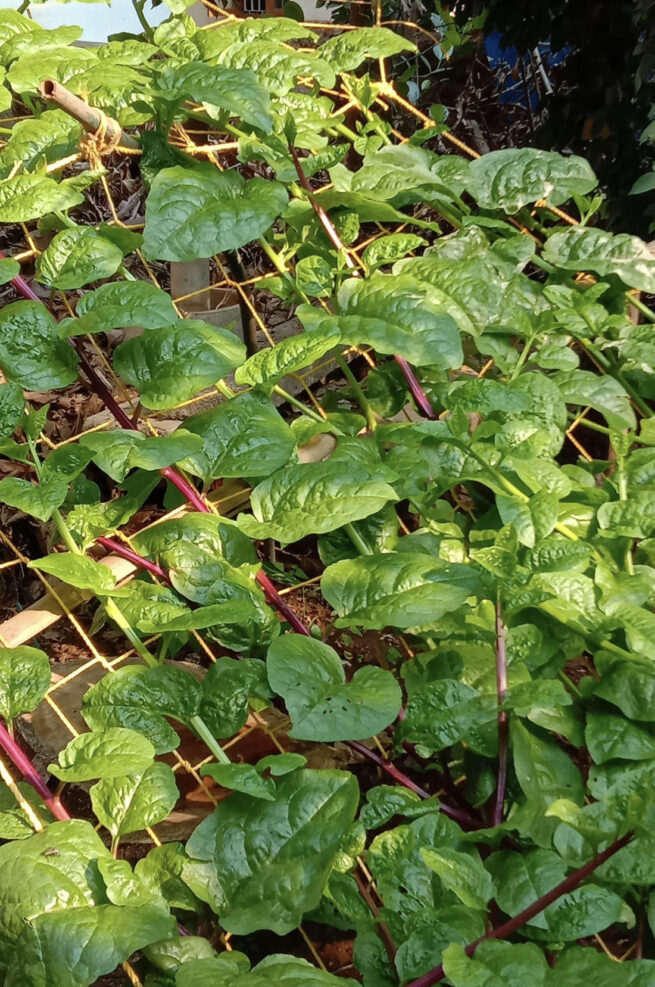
[1,5,655,986]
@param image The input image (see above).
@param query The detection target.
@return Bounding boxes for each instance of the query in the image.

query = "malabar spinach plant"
[1,4,655,986]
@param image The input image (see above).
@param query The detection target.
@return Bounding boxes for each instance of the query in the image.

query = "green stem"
[616,446,635,575]
[131,0,154,41]
[345,522,373,556]
[336,353,377,432]
[273,384,335,427]
[630,294,655,323]
[216,378,236,399]
[558,669,583,699]
[509,335,536,381]
[190,715,230,765]
[104,598,157,667]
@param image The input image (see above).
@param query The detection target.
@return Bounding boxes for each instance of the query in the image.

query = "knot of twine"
[79,109,122,169]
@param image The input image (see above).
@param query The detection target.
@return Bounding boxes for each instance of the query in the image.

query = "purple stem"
[0,721,70,822]
[394,356,437,420]
[492,599,508,827]
[405,832,633,987]
[97,536,171,583]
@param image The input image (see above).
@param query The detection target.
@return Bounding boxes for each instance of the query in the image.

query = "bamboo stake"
[37,80,140,151]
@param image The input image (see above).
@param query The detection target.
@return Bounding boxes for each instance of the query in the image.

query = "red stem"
[0,721,70,822]
[405,833,633,987]
[286,146,438,422]
[492,599,508,827]
[96,536,171,583]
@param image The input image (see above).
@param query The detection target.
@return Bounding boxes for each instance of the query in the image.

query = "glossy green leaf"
[91,762,179,839]
[235,324,341,388]
[48,727,156,782]
[334,272,462,368]
[0,258,19,286]
[29,553,117,594]
[555,369,636,430]
[201,763,276,801]
[155,61,272,132]
[594,656,655,721]
[176,954,356,987]
[0,476,68,521]
[396,679,495,753]
[544,226,655,293]
[65,280,179,336]
[0,381,24,439]
[6,903,173,987]
[217,40,335,95]
[321,552,480,629]
[135,843,204,913]
[199,657,270,738]
[113,320,246,410]
[496,489,559,548]
[143,164,288,262]
[0,173,83,222]
[442,940,549,987]
[319,27,415,71]
[420,847,494,910]
[238,439,397,544]
[35,228,123,290]
[180,390,295,480]
[185,768,358,934]
[0,645,50,722]
[266,633,401,741]
[362,233,427,269]
[351,144,470,204]
[0,110,81,178]
[486,849,568,929]
[465,148,597,212]
[0,301,78,389]
[79,428,203,482]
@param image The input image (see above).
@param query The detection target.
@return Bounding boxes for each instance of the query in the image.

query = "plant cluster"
[1,5,655,987]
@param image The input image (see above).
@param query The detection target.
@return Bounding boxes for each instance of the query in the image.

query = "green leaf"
[420,847,494,910]
[321,552,479,630]
[143,164,288,262]
[217,40,335,95]
[180,390,295,481]
[486,850,568,929]
[362,233,427,269]
[0,381,24,439]
[79,429,203,482]
[201,763,276,801]
[530,884,630,941]
[67,471,159,549]
[442,941,549,987]
[496,489,559,548]
[0,645,50,722]
[91,762,178,839]
[550,947,655,985]
[0,258,19,286]
[544,226,655,293]
[597,492,655,539]
[82,665,201,754]
[155,61,272,132]
[266,633,401,741]
[555,369,636,430]
[6,903,173,987]
[586,711,655,763]
[465,149,597,213]
[132,512,257,582]
[135,843,203,913]
[0,110,80,178]
[48,727,156,782]
[0,173,83,222]
[176,954,356,987]
[35,228,123,289]
[238,439,397,544]
[351,144,469,205]
[319,27,415,71]
[0,476,68,522]
[66,280,179,337]
[334,272,462,368]
[234,324,341,388]
[396,679,495,754]
[594,656,655,721]
[0,301,78,389]
[113,320,246,410]
[199,657,270,738]
[185,769,359,934]
[29,553,117,594]
[295,255,334,298]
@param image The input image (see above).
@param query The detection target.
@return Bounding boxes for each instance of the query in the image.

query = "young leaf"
[266,634,402,741]
[91,762,179,839]
[154,61,273,132]
[321,553,480,629]
[319,26,415,72]
[544,226,655,293]
[180,390,295,481]
[65,280,179,337]
[184,768,359,934]
[0,173,83,223]
[238,439,398,544]
[29,553,117,595]
[234,324,342,388]
[442,940,549,987]
[420,847,495,910]
[362,233,427,269]
[0,476,68,522]
[48,727,156,782]
[79,429,204,482]
[0,645,51,722]
[465,148,597,213]
[201,763,276,801]
[113,320,246,410]
[35,227,123,290]
[143,164,288,262]
[0,301,79,389]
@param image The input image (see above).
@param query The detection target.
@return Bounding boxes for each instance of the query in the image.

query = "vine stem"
[0,720,70,822]
[492,598,508,827]
[286,143,438,421]
[406,832,633,987]
[97,537,171,583]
